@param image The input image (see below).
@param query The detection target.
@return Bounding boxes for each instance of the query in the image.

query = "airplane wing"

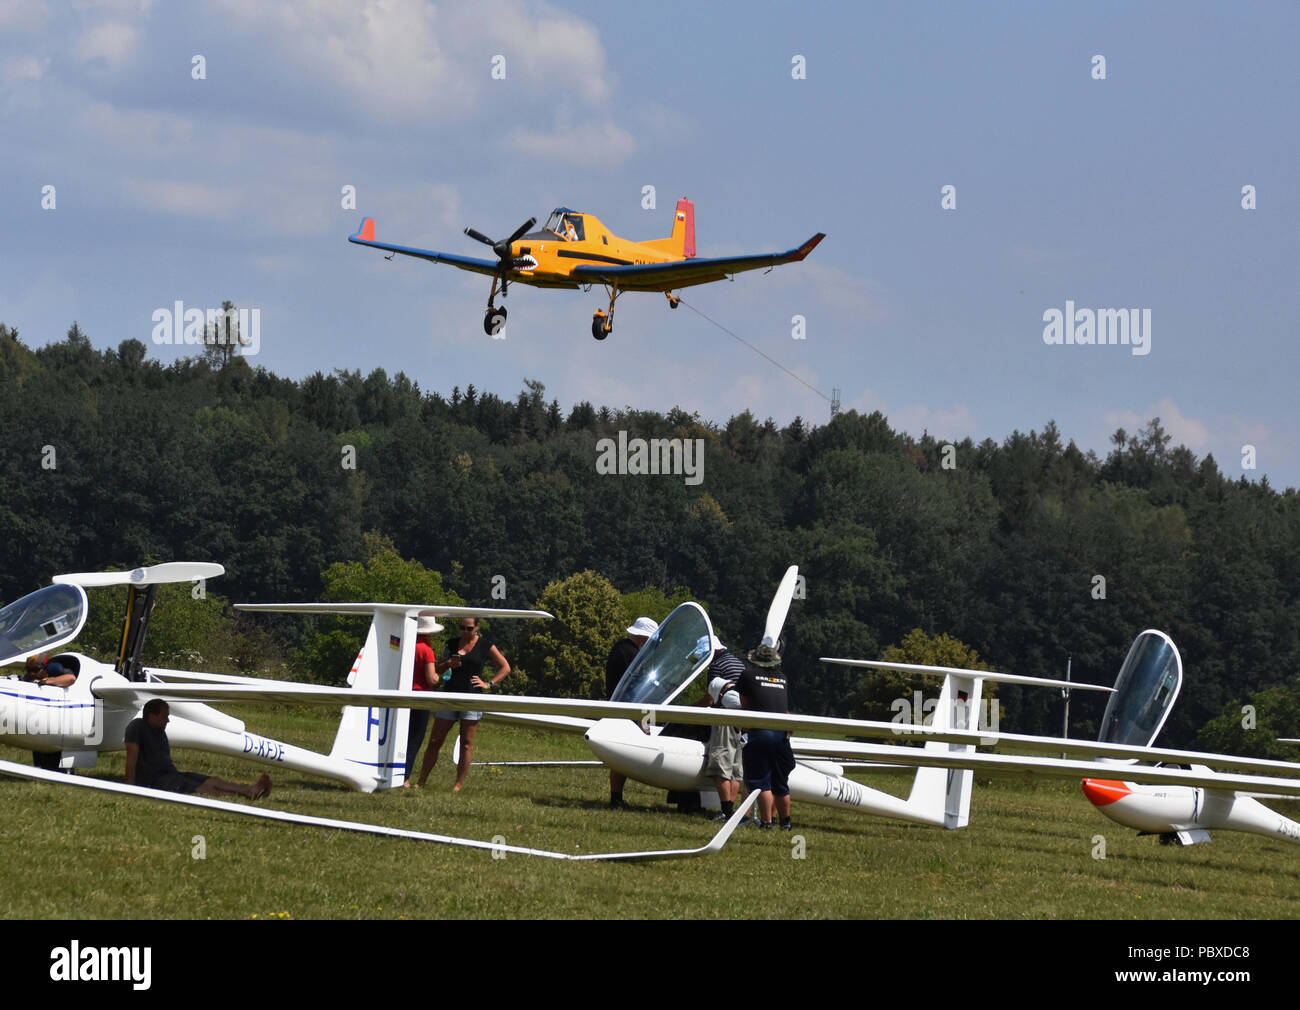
[484,711,597,734]
[571,234,826,291]
[90,683,1300,791]
[824,657,1116,693]
[348,219,500,278]
[783,738,1300,799]
[0,758,756,862]
[235,602,553,620]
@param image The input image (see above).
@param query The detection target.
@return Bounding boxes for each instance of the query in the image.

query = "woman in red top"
[403,615,442,784]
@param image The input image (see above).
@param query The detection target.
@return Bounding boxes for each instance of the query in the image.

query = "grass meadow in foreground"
[2,705,1299,919]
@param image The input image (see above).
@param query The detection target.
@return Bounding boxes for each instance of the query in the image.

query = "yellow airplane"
[349,198,824,340]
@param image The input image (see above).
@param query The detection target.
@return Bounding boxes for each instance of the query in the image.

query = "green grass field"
[3,704,1300,919]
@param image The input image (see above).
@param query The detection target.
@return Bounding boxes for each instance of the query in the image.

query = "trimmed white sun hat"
[626,616,659,637]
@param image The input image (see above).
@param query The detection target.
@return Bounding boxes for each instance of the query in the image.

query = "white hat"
[708,676,742,709]
[416,616,443,635]
[709,635,725,652]
[627,616,659,637]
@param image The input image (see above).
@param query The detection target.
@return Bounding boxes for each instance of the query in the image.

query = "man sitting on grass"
[125,699,271,800]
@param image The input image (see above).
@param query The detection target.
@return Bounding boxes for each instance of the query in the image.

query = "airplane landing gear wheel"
[484,306,507,336]
[592,311,610,340]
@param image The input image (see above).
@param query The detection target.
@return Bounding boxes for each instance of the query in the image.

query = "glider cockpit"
[0,583,88,667]
[1098,630,1183,748]
[609,602,714,707]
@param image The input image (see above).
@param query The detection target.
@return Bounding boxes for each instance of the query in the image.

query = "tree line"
[2,321,1297,751]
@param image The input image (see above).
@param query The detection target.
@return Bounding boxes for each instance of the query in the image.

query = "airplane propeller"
[464,218,536,296]
[760,565,799,650]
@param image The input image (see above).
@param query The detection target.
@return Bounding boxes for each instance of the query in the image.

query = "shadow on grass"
[528,794,685,816]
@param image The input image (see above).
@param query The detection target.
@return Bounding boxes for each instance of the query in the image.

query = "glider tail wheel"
[666,292,681,309]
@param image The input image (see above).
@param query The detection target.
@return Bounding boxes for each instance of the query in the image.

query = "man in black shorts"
[124,699,271,799]
[735,644,796,830]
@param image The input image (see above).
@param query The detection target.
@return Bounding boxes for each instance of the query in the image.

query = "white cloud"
[1095,399,1290,479]
[891,402,976,440]
[72,0,157,13]
[76,102,197,152]
[777,259,888,326]
[1103,398,1211,450]
[120,178,246,220]
[505,118,635,166]
[848,387,975,440]
[0,0,50,31]
[74,20,139,70]
[248,254,300,273]
[369,182,463,246]
[209,0,613,123]
[3,56,49,83]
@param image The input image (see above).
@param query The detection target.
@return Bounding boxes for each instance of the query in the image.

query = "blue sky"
[3,0,1297,486]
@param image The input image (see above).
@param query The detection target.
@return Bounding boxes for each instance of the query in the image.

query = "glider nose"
[584,720,641,773]
[1081,778,1131,807]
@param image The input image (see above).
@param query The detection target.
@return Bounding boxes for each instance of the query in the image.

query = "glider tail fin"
[905,672,982,829]
[328,611,417,790]
[643,197,696,259]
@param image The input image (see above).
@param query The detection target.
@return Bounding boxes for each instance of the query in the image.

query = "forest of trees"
[2,321,1297,751]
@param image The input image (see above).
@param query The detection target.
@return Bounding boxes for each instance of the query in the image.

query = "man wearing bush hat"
[739,642,796,830]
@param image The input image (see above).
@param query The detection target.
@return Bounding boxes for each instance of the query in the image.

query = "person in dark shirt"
[734,644,796,830]
[24,654,78,772]
[704,636,746,820]
[604,616,657,808]
[24,654,76,688]
[417,616,511,791]
[124,699,270,799]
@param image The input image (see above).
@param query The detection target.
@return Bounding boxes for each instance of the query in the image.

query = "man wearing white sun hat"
[604,616,659,808]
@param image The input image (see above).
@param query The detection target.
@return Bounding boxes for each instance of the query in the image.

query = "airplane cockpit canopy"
[0,583,89,668]
[610,601,715,707]
[542,209,584,242]
[1097,630,1183,748]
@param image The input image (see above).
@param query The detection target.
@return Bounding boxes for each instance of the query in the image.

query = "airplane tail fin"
[328,611,416,790]
[642,197,695,259]
[824,651,1114,829]
[235,602,552,791]
[905,672,982,829]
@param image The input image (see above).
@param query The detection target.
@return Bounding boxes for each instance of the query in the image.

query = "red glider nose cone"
[1081,778,1131,806]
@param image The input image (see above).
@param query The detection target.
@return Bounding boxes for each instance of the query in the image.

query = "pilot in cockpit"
[24,653,76,688]
[546,211,579,242]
